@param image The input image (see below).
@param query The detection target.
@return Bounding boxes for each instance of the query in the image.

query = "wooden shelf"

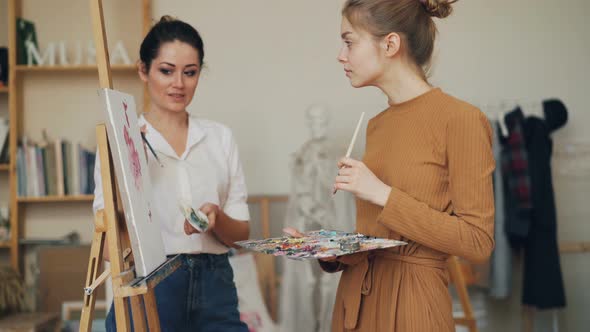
[15,64,137,73]
[0,86,8,93]
[0,241,11,248]
[0,164,9,171]
[17,195,94,203]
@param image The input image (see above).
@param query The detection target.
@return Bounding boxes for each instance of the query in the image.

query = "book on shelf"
[17,136,96,198]
[0,117,9,164]
[0,205,10,242]
[0,47,8,85]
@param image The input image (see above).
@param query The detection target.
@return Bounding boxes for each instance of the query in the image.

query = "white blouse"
[93,114,250,255]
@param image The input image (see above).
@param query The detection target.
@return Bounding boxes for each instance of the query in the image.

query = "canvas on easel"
[98,88,166,277]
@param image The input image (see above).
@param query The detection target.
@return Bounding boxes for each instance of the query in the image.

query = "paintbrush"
[140,132,164,167]
[333,111,365,195]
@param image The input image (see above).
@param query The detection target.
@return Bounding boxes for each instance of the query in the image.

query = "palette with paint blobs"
[236,229,406,260]
[179,203,210,233]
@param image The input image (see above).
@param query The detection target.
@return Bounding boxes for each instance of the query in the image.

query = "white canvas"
[98,88,166,277]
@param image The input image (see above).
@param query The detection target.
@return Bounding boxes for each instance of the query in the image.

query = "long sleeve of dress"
[377,111,495,263]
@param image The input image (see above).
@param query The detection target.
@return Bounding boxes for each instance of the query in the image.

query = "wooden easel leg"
[97,125,131,331]
[144,289,161,332]
[130,296,147,331]
[448,256,478,332]
[79,229,106,332]
[112,297,131,331]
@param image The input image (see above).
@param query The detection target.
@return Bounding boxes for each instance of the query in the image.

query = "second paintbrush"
[140,131,164,168]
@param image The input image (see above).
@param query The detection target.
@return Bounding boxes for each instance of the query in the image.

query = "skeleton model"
[279,106,355,332]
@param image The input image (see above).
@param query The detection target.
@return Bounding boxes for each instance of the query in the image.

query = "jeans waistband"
[167,253,229,268]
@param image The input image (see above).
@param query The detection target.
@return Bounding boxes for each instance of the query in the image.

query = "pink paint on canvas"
[122,101,142,191]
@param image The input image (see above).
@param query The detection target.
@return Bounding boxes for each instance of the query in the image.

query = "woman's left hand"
[334,157,392,207]
[183,203,219,235]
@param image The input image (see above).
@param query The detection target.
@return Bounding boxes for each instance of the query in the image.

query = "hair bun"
[422,0,456,19]
[158,15,176,23]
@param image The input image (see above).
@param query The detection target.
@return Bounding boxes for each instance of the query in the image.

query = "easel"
[79,0,181,331]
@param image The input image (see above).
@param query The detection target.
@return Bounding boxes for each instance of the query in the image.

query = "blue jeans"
[106,253,248,332]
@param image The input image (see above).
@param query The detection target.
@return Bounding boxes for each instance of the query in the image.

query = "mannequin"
[279,106,355,332]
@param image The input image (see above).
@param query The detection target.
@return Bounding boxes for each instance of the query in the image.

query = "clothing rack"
[477,99,589,331]
[481,101,590,254]
[475,99,545,117]
[477,99,544,137]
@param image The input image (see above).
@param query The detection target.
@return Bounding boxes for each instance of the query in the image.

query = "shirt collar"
[186,115,207,152]
[138,113,206,160]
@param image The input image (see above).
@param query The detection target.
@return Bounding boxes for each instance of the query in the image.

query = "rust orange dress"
[322,88,495,331]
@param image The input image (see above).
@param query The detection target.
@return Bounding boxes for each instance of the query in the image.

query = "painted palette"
[179,203,210,232]
[236,230,407,260]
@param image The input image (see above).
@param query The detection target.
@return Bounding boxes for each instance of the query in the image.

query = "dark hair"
[342,0,457,77]
[139,15,205,71]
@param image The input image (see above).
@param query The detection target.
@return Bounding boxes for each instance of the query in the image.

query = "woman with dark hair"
[93,16,250,331]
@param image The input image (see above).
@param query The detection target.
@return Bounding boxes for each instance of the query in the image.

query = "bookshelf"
[2,0,151,273]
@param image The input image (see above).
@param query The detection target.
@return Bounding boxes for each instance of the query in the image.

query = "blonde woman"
[286,0,495,330]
